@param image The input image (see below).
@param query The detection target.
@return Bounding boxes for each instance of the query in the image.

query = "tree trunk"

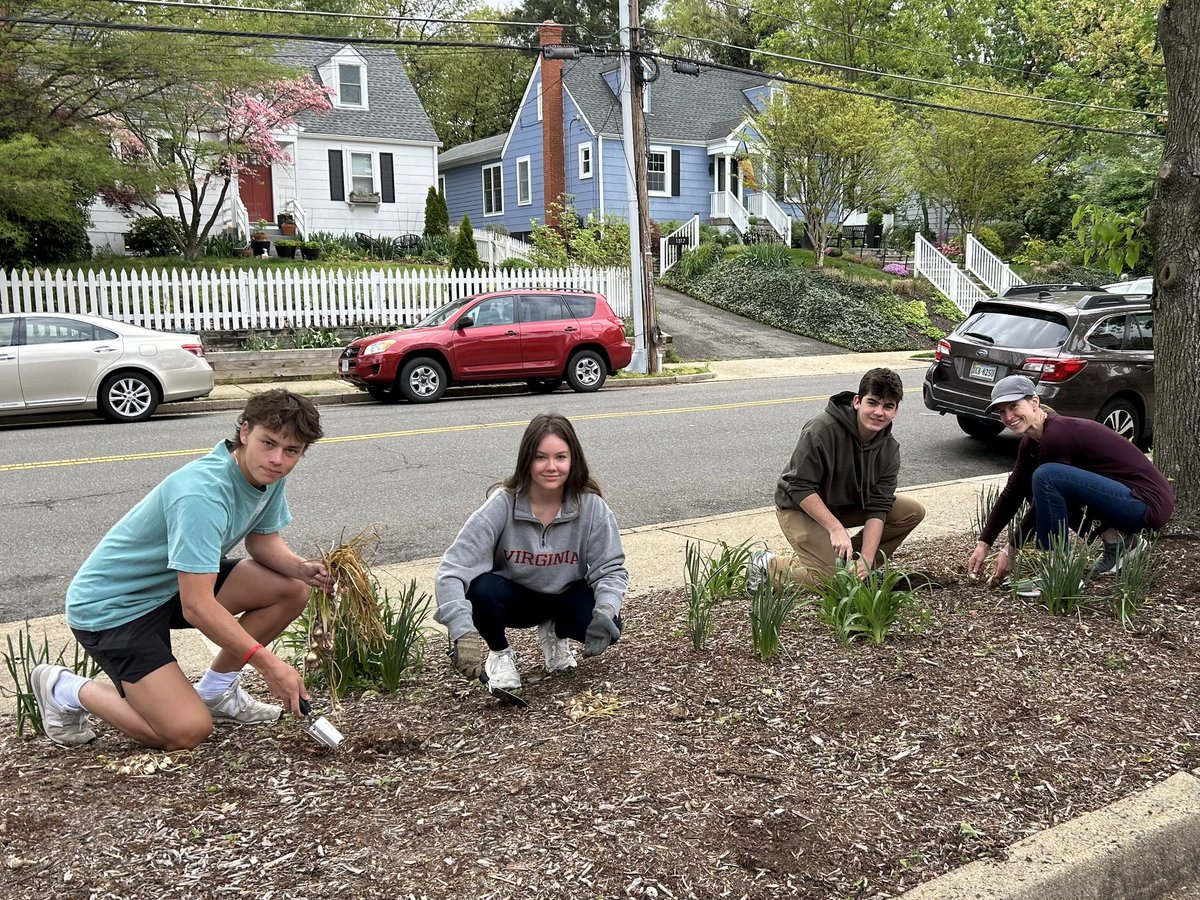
[1146,0,1200,528]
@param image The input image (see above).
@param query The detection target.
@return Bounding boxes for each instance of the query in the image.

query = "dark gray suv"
[923,284,1154,444]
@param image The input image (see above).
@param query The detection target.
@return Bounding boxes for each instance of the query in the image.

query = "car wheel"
[398,357,447,403]
[97,371,159,423]
[526,378,563,394]
[367,385,399,404]
[956,414,1004,439]
[1098,398,1141,443]
[565,350,606,393]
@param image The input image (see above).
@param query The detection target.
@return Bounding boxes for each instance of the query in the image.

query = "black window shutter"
[671,149,681,196]
[380,153,395,203]
[328,150,344,200]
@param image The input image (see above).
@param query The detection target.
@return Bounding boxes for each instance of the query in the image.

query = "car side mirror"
[456,316,473,329]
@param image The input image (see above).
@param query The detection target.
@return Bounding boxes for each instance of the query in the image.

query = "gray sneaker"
[745,550,774,596]
[1090,534,1149,577]
[31,664,96,747]
[201,677,282,725]
[537,621,577,673]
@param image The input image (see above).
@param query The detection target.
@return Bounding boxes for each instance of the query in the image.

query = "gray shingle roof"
[274,40,440,144]
[564,56,769,142]
[438,133,506,169]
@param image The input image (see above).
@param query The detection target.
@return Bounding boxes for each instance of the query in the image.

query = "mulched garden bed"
[3,533,1200,900]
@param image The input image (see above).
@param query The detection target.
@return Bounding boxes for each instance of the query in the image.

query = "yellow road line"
[1,390,863,473]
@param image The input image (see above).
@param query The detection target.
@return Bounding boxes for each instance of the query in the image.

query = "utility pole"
[618,0,659,373]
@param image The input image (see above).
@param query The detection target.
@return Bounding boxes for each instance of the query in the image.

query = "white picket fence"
[0,265,632,332]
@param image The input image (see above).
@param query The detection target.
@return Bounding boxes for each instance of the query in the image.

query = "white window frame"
[348,150,376,197]
[336,63,367,110]
[482,162,504,216]
[438,174,446,196]
[578,142,593,179]
[536,83,543,122]
[647,145,670,197]
[516,156,532,206]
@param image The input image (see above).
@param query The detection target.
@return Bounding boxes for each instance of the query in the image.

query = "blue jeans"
[1031,463,1148,548]
[467,573,618,651]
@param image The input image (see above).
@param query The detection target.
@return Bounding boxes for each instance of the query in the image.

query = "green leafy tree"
[1071,203,1150,276]
[452,215,482,269]
[752,77,907,265]
[655,0,768,67]
[909,85,1050,236]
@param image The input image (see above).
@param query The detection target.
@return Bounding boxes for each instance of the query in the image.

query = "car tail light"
[934,339,951,362]
[183,344,206,358]
[1019,356,1087,382]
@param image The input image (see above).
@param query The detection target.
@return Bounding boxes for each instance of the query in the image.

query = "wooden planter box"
[206,348,343,384]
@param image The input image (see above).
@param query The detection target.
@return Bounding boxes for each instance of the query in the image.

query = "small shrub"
[974,225,1005,258]
[823,246,843,258]
[867,208,885,226]
[126,215,183,256]
[498,257,533,270]
[738,241,793,270]
[889,221,919,251]
[204,232,236,258]
[882,262,911,277]
[451,216,482,270]
[991,221,1025,255]
[854,254,884,270]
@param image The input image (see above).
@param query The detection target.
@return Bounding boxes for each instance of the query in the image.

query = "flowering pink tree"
[106,73,332,260]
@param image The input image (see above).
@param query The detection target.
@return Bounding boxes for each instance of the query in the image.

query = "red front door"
[238,163,274,222]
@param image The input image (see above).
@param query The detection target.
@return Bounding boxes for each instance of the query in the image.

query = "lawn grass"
[788,248,901,282]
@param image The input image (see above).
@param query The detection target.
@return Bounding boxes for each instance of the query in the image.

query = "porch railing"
[231,195,250,243]
[913,234,987,315]
[965,233,1025,296]
[659,214,701,273]
[710,191,749,235]
[285,199,308,241]
[476,231,537,266]
[745,192,791,243]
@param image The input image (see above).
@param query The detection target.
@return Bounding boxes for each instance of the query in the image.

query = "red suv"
[338,289,633,403]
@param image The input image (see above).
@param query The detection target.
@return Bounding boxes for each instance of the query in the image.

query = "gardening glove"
[583,609,621,658]
[449,631,486,680]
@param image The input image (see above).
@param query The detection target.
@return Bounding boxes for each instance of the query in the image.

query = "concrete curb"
[157,371,716,416]
[903,769,1200,899]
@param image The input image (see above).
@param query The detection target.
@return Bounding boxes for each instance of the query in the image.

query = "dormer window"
[338,63,366,108]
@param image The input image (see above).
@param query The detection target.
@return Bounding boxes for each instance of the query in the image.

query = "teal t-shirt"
[66,440,292,631]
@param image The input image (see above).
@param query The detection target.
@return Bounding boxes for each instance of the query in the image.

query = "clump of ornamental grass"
[281,527,429,702]
[1112,535,1157,628]
[814,559,925,647]
[1014,530,1091,615]
[1,625,100,737]
[748,577,805,661]
[683,540,758,651]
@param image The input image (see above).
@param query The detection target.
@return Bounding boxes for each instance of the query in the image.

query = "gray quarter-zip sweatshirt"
[434,489,628,640]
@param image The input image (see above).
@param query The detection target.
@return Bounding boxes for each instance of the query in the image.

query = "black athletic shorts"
[70,558,241,696]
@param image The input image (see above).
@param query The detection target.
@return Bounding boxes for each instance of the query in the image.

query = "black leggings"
[467,573,596,651]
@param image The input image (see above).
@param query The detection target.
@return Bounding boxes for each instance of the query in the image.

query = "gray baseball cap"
[986,374,1038,412]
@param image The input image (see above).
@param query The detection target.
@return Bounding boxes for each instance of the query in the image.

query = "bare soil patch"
[3,534,1200,899]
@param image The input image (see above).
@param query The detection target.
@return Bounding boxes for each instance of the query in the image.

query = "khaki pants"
[769,495,926,589]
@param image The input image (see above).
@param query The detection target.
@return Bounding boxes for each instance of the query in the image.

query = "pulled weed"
[1,626,100,737]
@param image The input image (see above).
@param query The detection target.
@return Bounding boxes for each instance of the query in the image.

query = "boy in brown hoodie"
[748,368,925,590]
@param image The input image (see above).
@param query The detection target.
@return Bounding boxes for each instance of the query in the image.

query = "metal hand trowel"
[298,698,344,749]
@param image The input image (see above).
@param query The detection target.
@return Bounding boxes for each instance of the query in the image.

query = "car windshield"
[956,307,1071,349]
[412,297,473,328]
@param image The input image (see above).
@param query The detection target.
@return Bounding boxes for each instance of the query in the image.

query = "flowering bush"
[882,263,911,276]
[936,241,962,260]
[823,246,843,258]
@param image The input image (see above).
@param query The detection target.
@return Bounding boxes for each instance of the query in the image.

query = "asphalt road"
[0,371,1020,623]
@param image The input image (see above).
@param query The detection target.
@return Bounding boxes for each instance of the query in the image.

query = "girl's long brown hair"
[494,413,602,499]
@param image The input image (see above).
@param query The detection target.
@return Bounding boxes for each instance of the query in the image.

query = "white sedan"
[0,313,214,423]
[1102,276,1154,296]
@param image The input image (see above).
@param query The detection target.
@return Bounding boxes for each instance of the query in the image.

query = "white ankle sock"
[51,669,89,711]
[195,669,240,699]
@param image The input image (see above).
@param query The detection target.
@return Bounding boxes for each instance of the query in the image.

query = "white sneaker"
[745,549,773,595]
[31,664,96,747]
[537,621,578,673]
[201,677,282,725]
[483,648,522,693]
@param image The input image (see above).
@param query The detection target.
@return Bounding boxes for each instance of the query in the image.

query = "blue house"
[438,25,794,245]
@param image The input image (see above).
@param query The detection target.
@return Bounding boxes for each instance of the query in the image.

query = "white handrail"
[658,214,701,273]
[913,234,988,315]
[285,199,308,241]
[710,191,748,236]
[745,192,791,244]
[231,195,250,242]
[965,233,1025,296]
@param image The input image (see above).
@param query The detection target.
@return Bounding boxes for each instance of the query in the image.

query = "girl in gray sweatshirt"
[435,413,628,699]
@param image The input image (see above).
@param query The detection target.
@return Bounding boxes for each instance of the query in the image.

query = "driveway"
[654,283,847,361]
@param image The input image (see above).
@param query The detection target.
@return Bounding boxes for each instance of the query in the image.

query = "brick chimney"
[539,21,566,229]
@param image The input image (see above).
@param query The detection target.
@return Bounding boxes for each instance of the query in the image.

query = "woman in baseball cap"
[967,374,1172,593]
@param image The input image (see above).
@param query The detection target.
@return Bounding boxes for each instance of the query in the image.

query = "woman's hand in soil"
[968,541,991,578]
[990,547,1014,584]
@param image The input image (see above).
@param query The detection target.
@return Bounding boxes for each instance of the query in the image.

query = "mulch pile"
[3,533,1200,899]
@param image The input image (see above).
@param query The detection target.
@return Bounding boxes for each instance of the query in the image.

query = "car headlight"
[362,339,397,356]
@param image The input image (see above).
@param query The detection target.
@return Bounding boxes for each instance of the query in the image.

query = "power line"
[647,27,1165,120]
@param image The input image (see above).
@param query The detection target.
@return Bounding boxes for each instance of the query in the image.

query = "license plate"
[969,361,997,381]
[339,359,349,373]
